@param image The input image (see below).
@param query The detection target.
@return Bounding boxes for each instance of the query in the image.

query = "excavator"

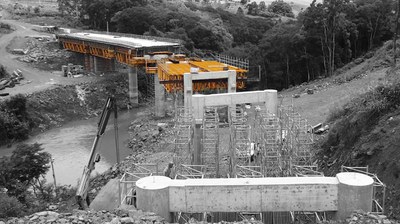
[76,96,119,209]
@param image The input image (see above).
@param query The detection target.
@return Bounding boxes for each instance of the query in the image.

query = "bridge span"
[57,31,248,116]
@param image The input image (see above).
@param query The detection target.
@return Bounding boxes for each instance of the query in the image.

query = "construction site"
[54,31,387,224]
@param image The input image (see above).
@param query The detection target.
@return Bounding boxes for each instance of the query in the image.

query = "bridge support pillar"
[84,54,91,72]
[89,55,94,72]
[128,66,139,107]
[193,123,202,165]
[335,172,374,220]
[154,74,165,117]
[136,176,171,222]
[93,56,99,73]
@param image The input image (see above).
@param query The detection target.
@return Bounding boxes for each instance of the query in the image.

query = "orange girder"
[62,41,88,54]
[89,46,114,59]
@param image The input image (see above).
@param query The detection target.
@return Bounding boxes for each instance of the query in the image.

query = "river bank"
[0,72,132,147]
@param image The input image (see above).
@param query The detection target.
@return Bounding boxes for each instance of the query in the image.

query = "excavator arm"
[76,97,117,209]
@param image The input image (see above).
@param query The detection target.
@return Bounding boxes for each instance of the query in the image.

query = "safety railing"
[119,163,158,206]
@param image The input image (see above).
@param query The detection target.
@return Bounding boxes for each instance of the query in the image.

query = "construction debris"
[11,48,28,55]
[0,69,24,90]
[61,64,84,77]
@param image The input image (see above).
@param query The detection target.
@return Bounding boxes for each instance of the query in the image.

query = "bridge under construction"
[57,31,248,117]
[57,31,386,224]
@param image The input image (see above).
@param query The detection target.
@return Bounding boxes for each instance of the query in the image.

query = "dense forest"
[59,0,396,90]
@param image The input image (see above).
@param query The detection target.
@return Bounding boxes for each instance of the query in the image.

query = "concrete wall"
[136,173,374,222]
[168,177,338,213]
[192,89,278,123]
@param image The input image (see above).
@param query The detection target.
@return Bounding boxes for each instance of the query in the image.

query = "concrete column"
[227,70,236,93]
[335,172,374,220]
[128,66,139,107]
[93,56,99,73]
[84,54,91,72]
[136,176,171,222]
[265,89,278,115]
[183,73,193,109]
[193,123,202,165]
[154,74,165,117]
[89,55,94,73]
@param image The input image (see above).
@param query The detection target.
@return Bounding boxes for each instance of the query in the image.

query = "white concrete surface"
[59,32,180,48]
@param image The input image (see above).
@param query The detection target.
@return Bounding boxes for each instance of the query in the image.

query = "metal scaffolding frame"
[174,164,207,179]
[201,107,220,177]
[119,163,158,206]
[173,106,194,172]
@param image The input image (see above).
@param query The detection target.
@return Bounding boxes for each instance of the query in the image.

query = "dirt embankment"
[0,73,132,147]
[313,42,400,219]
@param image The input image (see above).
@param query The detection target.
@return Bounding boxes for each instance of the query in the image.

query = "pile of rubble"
[127,118,173,154]
[0,69,24,93]
[1,209,167,224]
[17,36,73,70]
[344,211,396,224]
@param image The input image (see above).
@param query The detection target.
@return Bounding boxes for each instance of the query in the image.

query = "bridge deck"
[57,32,180,49]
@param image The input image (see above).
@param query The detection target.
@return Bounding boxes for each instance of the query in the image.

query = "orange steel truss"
[59,37,247,92]
[62,40,88,54]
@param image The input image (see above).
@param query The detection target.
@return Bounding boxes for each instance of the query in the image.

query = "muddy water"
[0,108,143,186]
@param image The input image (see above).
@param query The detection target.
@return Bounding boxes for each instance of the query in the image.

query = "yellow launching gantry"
[155,57,247,93]
[57,32,248,93]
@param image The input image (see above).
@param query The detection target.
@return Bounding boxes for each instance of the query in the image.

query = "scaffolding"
[173,107,194,172]
[119,163,159,206]
[201,107,220,177]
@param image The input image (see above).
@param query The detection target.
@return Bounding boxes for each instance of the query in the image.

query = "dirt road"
[280,66,388,125]
[0,10,93,97]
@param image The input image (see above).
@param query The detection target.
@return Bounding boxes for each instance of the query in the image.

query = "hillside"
[279,40,400,219]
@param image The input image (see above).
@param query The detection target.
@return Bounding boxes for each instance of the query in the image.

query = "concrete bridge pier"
[154,74,165,117]
[128,66,139,107]
[84,54,91,72]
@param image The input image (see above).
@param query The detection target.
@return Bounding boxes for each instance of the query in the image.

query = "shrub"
[0,193,25,218]
[33,6,40,14]
[0,94,31,145]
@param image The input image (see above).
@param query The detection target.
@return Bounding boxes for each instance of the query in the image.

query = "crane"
[76,96,119,209]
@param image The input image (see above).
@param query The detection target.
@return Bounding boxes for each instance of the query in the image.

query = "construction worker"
[163,162,174,178]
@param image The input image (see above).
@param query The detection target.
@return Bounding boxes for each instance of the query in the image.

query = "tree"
[259,1,267,12]
[268,0,293,17]
[240,0,248,5]
[237,7,244,16]
[247,1,259,15]
[0,143,51,202]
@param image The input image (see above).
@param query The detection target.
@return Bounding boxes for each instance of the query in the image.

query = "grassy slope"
[279,41,400,219]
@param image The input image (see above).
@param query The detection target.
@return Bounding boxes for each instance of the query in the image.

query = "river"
[0,108,144,186]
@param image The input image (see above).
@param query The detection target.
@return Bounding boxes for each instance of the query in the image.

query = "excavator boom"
[76,97,117,209]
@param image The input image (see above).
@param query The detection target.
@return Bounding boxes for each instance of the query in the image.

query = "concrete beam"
[184,71,237,109]
[192,90,278,123]
[136,173,374,222]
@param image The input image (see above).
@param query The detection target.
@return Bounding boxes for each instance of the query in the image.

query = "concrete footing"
[136,172,374,222]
